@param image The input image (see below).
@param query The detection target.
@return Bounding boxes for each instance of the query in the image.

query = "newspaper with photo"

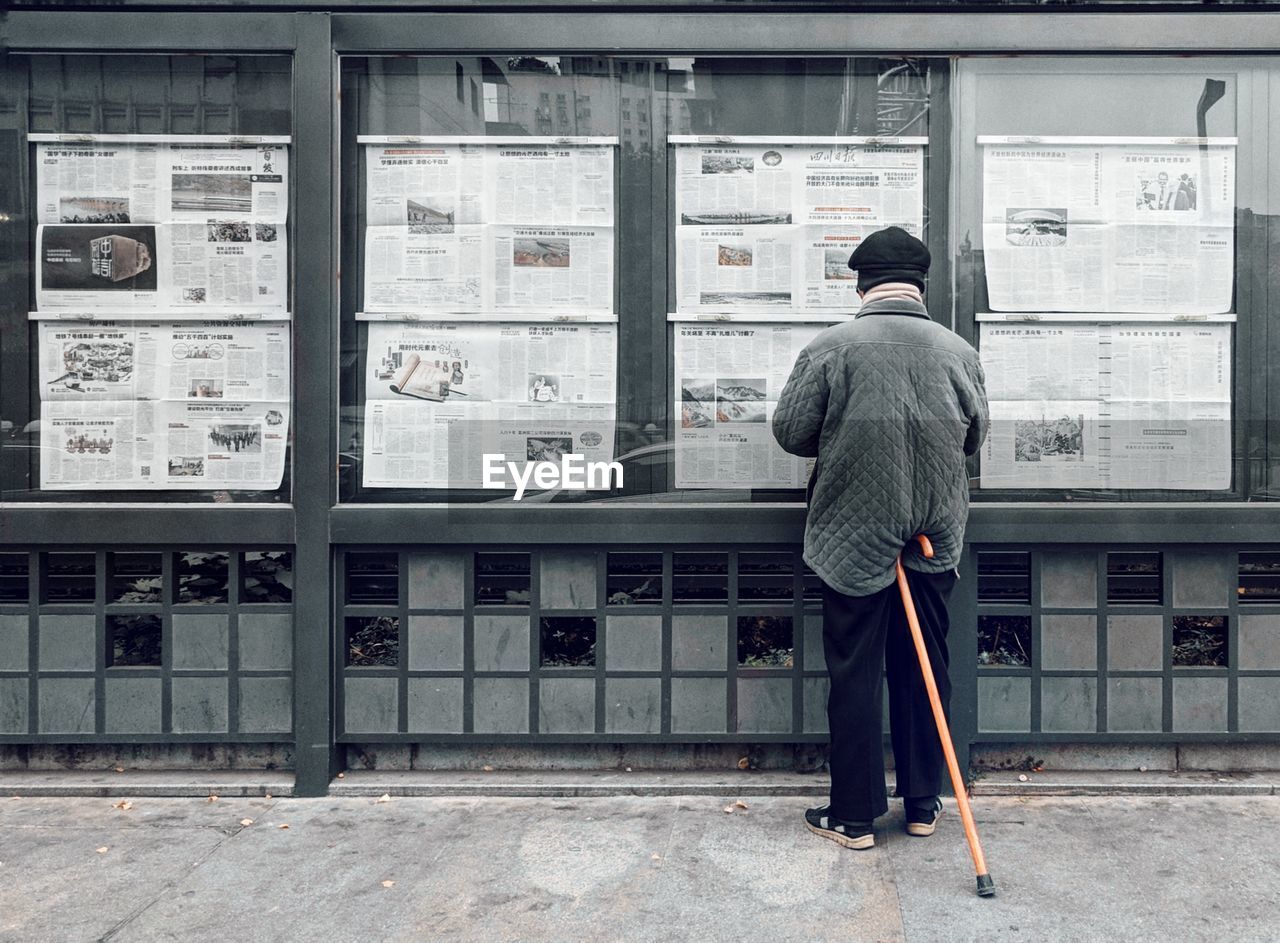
[40,399,289,491]
[979,322,1231,489]
[490,226,613,313]
[673,140,925,315]
[674,323,822,488]
[365,322,616,405]
[982,139,1235,314]
[35,221,288,313]
[33,142,289,317]
[362,141,615,316]
[361,401,615,490]
[676,226,796,312]
[36,142,288,226]
[36,320,289,491]
[38,321,289,403]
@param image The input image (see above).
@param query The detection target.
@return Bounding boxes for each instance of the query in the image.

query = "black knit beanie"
[847,226,931,292]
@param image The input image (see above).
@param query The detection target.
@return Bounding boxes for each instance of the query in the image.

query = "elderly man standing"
[772,226,989,850]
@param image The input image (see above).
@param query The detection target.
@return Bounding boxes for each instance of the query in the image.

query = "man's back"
[772,297,988,596]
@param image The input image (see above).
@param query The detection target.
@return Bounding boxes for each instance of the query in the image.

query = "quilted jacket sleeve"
[960,357,990,457]
[772,347,829,458]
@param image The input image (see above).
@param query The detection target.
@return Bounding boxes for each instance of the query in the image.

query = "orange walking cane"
[896,535,996,898]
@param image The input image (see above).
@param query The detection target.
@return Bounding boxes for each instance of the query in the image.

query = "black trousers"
[822,567,956,823]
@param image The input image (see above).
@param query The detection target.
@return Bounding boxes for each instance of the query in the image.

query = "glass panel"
[959,57,1263,501]
[0,54,293,502]
[337,56,942,504]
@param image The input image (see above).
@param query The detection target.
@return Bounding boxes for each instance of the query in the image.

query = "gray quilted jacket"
[772,297,988,596]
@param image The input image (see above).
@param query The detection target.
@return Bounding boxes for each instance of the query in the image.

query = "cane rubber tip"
[976,874,996,897]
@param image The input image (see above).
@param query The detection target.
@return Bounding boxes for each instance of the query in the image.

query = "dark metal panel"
[948,544,978,778]
[290,11,340,797]
[0,12,300,52]
[966,507,1280,545]
[328,504,1280,546]
[0,507,295,546]
[331,12,1280,55]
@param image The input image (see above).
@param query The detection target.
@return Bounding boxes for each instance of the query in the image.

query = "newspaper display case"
[3,11,1280,796]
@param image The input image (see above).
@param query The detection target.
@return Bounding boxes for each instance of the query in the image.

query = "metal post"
[291,11,340,796]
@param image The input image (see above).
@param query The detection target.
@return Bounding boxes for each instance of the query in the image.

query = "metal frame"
[2,8,1280,796]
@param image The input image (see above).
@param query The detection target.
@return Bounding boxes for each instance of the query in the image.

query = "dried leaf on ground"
[381,880,395,888]
[278,823,290,830]
[264,793,273,800]
[481,765,495,772]
[239,818,254,827]
[114,767,124,773]
[722,804,735,814]
[113,800,133,811]
[734,800,749,810]
[650,853,662,860]
[337,772,345,779]
[376,794,392,803]
[207,795,219,802]
[736,756,750,770]
[96,847,109,854]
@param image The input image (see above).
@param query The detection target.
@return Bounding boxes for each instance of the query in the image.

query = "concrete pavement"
[2,792,1276,942]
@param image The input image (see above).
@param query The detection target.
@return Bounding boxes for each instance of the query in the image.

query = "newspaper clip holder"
[53,311,100,322]
[696,313,736,322]
[222,311,265,322]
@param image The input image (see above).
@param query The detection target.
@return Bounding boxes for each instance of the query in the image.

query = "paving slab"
[1,794,1276,942]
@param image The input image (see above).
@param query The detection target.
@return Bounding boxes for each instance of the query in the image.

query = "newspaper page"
[361,323,617,489]
[364,143,486,230]
[981,138,1235,315]
[676,226,796,311]
[39,399,289,491]
[38,321,289,402]
[490,226,613,313]
[35,221,288,313]
[36,142,288,226]
[361,140,615,317]
[674,323,823,488]
[36,321,289,491]
[489,143,614,225]
[365,322,616,405]
[34,142,289,316]
[672,139,925,316]
[361,401,616,490]
[979,322,1231,489]
[363,226,483,312]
